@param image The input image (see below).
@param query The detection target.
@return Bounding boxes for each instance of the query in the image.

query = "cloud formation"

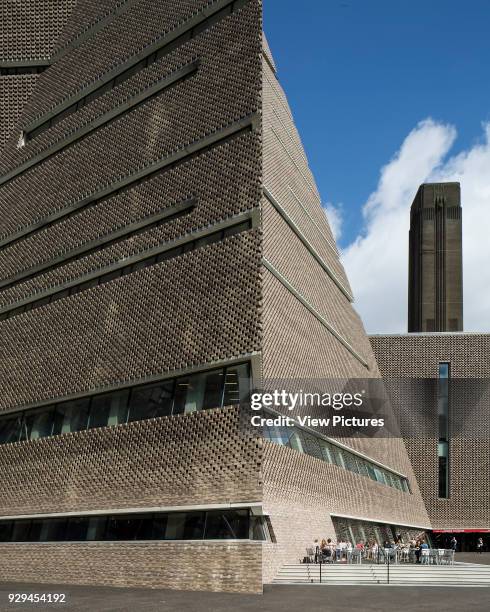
[337,119,490,333]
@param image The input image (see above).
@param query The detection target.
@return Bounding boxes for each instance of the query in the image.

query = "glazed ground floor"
[432,530,490,553]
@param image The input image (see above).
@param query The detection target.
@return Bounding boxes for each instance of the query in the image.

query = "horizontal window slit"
[0,361,251,446]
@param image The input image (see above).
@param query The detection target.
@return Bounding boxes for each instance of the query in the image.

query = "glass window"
[355,457,369,478]
[365,464,376,481]
[23,407,54,440]
[127,381,174,422]
[52,398,90,435]
[90,389,129,429]
[250,516,267,541]
[150,514,168,540]
[38,518,67,542]
[50,289,70,302]
[0,521,13,542]
[105,514,153,541]
[319,439,334,464]
[223,364,250,406]
[201,370,225,410]
[28,519,45,542]
[170,370,224,415]
[65,516,90,541]
[84,516,108,541]
[343,451,359,474]
[331,446,347,469]
[0,413,22,444]
[10,520,32,542]
[300,431,323,460]
[204,510,249,539]
[266,425,292,446]
[289,429,305,453]
[164,512,205,540]
[438,440,449,498]
[373,467,386,485]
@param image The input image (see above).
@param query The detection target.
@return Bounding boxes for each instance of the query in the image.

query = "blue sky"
[264,0,490,250]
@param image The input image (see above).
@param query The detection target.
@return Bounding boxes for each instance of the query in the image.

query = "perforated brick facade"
[0,0,434,593]
[260,53,430,580]
[371,333,490,533]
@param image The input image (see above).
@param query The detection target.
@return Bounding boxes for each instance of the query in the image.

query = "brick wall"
[262,441,430,582]
[0,541,262,593]
[0,406,262,516]
[370,333,490,529]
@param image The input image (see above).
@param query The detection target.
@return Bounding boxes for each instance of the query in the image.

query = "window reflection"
[0,363,250,446]
[263,420,410,493]
[0,508,270,543]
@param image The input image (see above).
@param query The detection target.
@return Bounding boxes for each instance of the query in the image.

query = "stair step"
[273,562,490,586]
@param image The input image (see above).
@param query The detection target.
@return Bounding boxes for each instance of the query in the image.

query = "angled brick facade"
[0,0,435,593]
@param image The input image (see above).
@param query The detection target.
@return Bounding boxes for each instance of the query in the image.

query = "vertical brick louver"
[0,0,431,593]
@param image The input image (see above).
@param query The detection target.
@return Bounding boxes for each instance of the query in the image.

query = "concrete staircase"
[272,563,490,586]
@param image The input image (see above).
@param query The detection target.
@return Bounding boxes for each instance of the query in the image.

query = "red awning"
[432,529,490,533]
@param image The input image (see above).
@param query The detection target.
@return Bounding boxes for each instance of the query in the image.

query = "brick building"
[408,182,463,333]
[370,333,490,552]
[0,0,432,592]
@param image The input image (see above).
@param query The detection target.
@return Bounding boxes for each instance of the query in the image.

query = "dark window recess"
[0,361,250,446]
[0,508,268,542]
[25,0,247,142]
[438,362,450,498]
[0,65,48,76]
[0,219,251,322]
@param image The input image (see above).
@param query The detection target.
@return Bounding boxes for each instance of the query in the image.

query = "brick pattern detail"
[0,541,262,593]
[0,406,262,515]
[0,133,261,298]
[51,1,134,59]
[260,53,430,582]
[0,231,261,410]
[0,0,76,62]
[0,2,262,238]
[371,333,490,529]
[262,58,350,292]
[262,441,430,583]
[0,75,38,152]
[263,197,375,369]
[18,0,215,121]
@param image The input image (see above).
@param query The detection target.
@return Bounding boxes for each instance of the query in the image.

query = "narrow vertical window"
[438,362,450,498]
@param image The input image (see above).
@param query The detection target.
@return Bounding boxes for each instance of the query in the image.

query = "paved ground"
[455,552,490,565]
[0,582,489,612]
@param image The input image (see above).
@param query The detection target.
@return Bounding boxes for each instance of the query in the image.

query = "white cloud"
[340,119,490,333]
[323,201,343,241]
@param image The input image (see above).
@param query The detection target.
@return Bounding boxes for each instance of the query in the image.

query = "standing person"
[313,538,320,563]
[335,539,343,562]
[415,539,422,564]
[451,536,458,553]
[346,540,353,563]
[476,537,484,554]
[420,540,429,564]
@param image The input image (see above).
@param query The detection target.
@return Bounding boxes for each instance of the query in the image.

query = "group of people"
[312,534,439,564]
